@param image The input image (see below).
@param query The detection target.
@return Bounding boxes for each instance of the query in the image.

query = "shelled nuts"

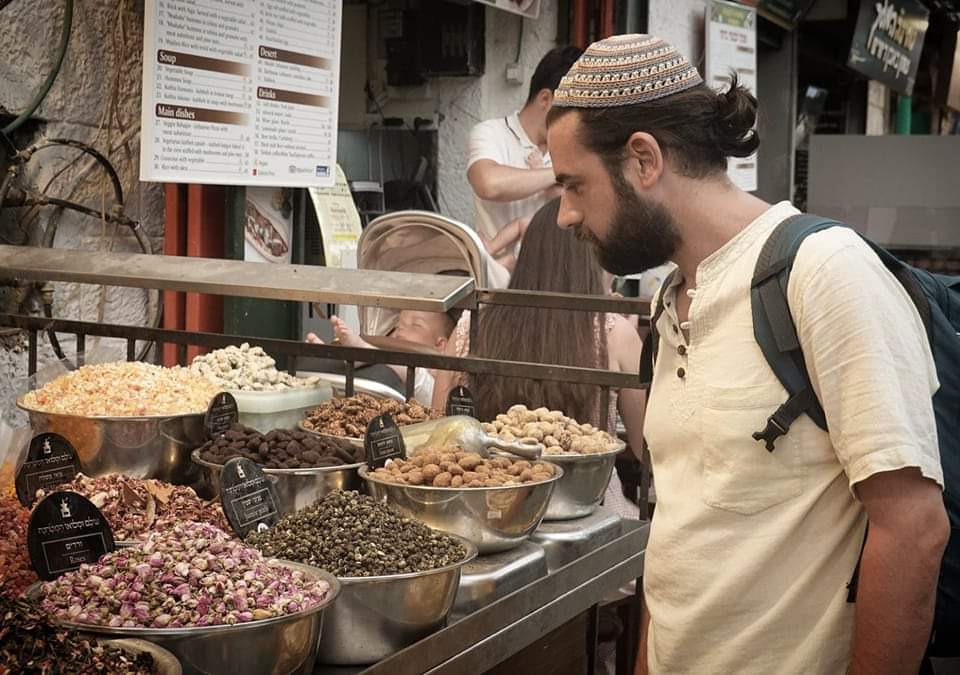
[482,404,620,455]
[370,447,557,488]
[301,394,442,438]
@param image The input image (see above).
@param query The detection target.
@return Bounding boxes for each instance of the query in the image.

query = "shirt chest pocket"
[700,384,806,515]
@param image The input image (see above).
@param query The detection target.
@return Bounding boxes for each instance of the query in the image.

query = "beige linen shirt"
[643,201,942,674]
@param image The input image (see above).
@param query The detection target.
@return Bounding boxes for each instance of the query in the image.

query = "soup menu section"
[140,0,341,187]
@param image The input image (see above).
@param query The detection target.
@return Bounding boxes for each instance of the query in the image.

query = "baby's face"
[392,310,450,349]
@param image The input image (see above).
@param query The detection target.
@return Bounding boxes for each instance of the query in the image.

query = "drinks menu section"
[140,0,340,187]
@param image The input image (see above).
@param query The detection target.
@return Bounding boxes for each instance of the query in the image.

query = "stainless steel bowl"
[360,464,563,554]
[192,449,363,514]
[317,535,477,665]
[17,397,205,485]
[104,639,182,675]
[540,442,625,521]
[33,562,340,675]
[297,422,364,452]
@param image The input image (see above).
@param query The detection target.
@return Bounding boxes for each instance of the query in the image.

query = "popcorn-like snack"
[302,394,442,438]
[482,404,620,455]
[22,361,220,417]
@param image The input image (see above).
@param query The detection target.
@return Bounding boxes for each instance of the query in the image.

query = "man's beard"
[575,172,681,276]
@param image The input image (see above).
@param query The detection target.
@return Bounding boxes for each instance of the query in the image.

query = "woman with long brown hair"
[432,198,645,512]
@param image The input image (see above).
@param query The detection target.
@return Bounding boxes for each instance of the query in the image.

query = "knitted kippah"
[553,34,703,108]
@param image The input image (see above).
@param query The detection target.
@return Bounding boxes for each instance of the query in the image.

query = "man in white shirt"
[467,45,581,266]
[546,34,949,675]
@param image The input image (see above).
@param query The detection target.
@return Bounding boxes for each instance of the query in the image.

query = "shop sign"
[27,491,115,580]
[365,414,406,469]
[446,386,477,418]
[847,0,929,96]
[705,0,758,192]
[220,457,281,538]
[15,433,81,507]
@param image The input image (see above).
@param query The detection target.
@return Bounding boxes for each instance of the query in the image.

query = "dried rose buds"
[41,521,332,629]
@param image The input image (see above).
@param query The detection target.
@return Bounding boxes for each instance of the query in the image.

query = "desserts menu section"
[140,0,340,187]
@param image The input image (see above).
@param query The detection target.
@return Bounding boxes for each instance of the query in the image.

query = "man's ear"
[435,336,449,352]
[625,132,664,189]
[537,88,554,109]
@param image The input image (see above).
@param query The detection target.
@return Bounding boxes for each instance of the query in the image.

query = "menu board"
[705,0,758,192]
[140,0,342,187]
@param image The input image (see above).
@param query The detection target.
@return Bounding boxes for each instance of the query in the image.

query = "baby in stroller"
[306,308,458,407]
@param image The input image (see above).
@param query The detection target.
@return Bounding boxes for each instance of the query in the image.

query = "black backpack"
[640,214,960,656]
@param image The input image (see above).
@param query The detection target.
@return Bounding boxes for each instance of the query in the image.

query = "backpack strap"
[750,214,845,450]
[639,268,680,387]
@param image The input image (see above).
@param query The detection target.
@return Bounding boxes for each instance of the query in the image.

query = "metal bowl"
[17,397,204,485]
[103,639,183,675]
[317,534,478,665]
[297,421,364,452]
[191,449,363,514]
[360,464,563,554]
[540,442,625,521]
[32,562,340,675]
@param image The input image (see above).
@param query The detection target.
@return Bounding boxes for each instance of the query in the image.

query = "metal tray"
[450,540,548,622]
[529,508,624,572]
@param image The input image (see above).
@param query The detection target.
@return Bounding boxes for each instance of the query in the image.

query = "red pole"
[600,0,615,38]
[573,0,589,48]
[184,185,225,364]
[162,184,186,367]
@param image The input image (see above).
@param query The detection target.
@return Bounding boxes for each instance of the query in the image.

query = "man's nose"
[556,199,582,230]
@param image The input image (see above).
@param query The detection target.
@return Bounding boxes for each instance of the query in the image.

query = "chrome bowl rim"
[359,462,565,492]
[17,396,207,422]
[191,449,364,476]
[30,561,340,638]
[538,440,626,464]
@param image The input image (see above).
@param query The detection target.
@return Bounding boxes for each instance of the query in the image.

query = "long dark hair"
[470,199,608,425]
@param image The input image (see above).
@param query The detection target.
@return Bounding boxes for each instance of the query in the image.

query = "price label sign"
[27,491,115,580]
[15,433,81,507]
[446,385,476,418]
[365,414,406,469]
[205,391,239,440]
[220,457,281,538]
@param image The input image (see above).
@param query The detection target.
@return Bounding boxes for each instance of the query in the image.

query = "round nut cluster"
[247,490,465,577]
[370,447,557,488]
[191,343,322,391]
[482,404,619,455]
[301,393,441,438]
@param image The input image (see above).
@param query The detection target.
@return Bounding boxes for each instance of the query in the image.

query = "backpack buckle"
[752,414,788,452]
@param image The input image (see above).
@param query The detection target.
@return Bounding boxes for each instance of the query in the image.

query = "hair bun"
[714,74,759,158]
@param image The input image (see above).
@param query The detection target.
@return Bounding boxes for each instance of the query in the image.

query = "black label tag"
[220,457,281,538]
[446,385,476,418]
[27,491,115,581]
[15,433,81,507]
[365,414,406,469]
[205,391,239,440]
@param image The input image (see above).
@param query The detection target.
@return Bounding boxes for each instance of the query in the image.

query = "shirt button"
[677,367,686,379]
[686,288,697,298]
[678,345,687,356]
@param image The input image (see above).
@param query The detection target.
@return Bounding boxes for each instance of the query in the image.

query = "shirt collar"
[505,111,536,150]
[696,201,800,283]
